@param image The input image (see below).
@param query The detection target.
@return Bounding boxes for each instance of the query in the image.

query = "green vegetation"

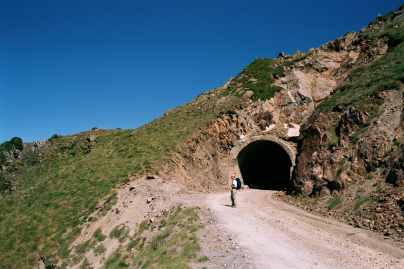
[94,244,106,256]
[132,207,201,269]
[0,173,12,193]
[0,137,23,154]
[362,6,404,47]
[109,225,130,242]
[327,196,343,210]
[350,132,361,144]
[75,240,92,256]
[353,194,372,211]
[80,258,91,269]
[197,256,209,262]
[103,252,129,269]
[1,6,403,268]
[226,58,285,101]
[94,228,107,242]
[318,9,404,115]
[0,137,24,193]
[327,126,339,147]
[103,206,202,269]
[318,43,404,114]
[225,50,314,101]
[0,136,24,166]
[0,91,239,268]
[68,223,122,266]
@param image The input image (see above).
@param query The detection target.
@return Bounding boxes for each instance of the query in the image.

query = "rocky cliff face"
[290,7,404,241]
[160,5,404,242]
[162,7,393,188]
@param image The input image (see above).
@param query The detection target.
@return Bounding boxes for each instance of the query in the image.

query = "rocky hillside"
[160,4,404,244]
[1,5,404,268]
[0,90,242,268]
[289,6,404,243]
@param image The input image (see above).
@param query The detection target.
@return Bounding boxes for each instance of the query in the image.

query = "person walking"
[230,185,236,207]
[230,175,238,207]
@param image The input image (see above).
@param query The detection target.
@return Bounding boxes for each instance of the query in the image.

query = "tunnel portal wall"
[230,134,297,188]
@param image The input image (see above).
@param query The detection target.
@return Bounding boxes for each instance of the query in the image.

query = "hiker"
[230,185,236,207]
[230,175,241,207]
[232,175,242,190]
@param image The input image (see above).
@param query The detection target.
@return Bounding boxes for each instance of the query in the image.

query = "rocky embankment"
[161,5,404,243]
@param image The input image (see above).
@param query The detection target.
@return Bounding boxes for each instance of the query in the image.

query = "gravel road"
[205,189,404,269]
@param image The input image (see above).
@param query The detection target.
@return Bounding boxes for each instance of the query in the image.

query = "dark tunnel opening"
[237,140,293,190]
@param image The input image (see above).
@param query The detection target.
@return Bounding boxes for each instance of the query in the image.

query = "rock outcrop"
[159,5,404,242]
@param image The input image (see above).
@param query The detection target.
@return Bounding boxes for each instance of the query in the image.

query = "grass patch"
[318,11,404,115]
[137,219,151,235]
[226,58,285,101]
[109,225,130,243]
[327,126,339,147]
[126,237,142,251]
[80,258,92,269]
[94,244,106,256]
[197,256,209,262]
[103,252,129,269]
[75,240,91,255]
[132,207,202,269]
[350,132,361,144]
[327,196,343,210]
[102,206,203,269]
[0,89,240,268]
[353,194,371,211]
[94,228,107,242]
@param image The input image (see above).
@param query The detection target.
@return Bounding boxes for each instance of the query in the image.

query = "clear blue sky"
[1,0,401,142]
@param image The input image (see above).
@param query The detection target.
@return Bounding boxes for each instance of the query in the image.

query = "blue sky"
[0,0,401,142]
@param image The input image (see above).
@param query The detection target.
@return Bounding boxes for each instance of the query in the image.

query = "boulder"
[287,123,300,137]
[302,180,314,195]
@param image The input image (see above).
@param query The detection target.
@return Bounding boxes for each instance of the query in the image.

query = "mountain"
[1,5,403,268]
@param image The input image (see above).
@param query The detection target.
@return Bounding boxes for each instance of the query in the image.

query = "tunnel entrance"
[237,140,293,190]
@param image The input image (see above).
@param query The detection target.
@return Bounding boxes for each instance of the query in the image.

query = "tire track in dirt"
[204,189,404,269]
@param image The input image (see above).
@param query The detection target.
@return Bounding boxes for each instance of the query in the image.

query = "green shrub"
[327,127,339,147]
[75,240,91,255]
[0,173,12,193]
[0,141,13,152]
[109,225,129,242]
[350,132,360,143]
[22,149,40,166]
[353,195,371,211]
[126,238,141,251]
[197,256,209,262]
[94,244,106,256]
[103,252,128,269]
[327,196,343,210]
[241,59,285,101]
[94,228,106,242]
[80,258,92,269]
[48,134,61,141]
[9,137,23,151]
[0,137,23,152]
[226,58,285,101]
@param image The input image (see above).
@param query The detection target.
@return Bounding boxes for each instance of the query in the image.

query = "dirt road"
[205,189,404,269]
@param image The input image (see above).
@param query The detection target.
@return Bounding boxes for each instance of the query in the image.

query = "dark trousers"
[230,189,236,207]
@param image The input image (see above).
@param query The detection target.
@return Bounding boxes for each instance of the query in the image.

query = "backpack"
[235,178,242,190]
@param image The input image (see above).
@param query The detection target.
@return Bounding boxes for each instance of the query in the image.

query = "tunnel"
[237,140,293,190]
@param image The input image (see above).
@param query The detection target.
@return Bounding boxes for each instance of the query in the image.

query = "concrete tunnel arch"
[231,135,296,190]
